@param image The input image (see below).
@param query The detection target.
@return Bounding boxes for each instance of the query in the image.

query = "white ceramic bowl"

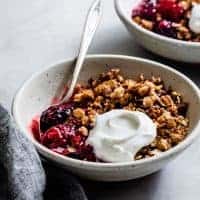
[115,0,200,63]
[12,55,200,181]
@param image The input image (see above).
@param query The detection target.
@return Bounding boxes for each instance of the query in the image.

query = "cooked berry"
[41,126,66,148]
[155,20,177,38]
[41,123,97,161]
[40,103,74,132]
[41,123,76,148]
[79,144,96,161]
[68,144,96,161]
[132,0,157,20]
[71,135,84,148]
[157,0,184,22]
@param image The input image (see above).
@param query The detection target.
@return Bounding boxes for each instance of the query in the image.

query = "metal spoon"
[62,0,102,103]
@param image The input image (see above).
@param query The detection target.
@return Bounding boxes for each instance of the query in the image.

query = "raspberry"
[40,121,95,160]
[40,102,74,132]
[157,0,184,22]
[71,135,84,148]
[41,123,75,148]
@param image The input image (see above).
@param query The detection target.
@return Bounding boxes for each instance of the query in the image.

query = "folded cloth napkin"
[0,104,88,200]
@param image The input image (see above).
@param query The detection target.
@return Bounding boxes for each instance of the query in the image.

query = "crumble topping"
[32,68,189,162]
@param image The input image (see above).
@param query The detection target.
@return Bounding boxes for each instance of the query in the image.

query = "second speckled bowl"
[115,0,200,63]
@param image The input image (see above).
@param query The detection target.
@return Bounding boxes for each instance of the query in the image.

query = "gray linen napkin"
[0,105,45,200]
[0,104,88,200]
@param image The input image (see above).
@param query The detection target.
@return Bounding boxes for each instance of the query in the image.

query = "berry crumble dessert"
[132,0,200,42]
[30,68,189,162]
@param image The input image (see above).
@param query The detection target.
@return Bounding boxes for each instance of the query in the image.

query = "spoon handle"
[62,0,102,102]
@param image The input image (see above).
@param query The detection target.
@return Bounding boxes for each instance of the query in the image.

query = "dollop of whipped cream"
[86,110,157,163]
[189,4,200,34]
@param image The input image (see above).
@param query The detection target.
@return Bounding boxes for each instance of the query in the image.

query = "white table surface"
[0,0,199,199]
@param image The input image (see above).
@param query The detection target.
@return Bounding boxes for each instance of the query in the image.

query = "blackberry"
[40,103,74,132]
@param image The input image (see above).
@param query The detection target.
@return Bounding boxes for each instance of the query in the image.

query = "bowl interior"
[14,55,200,145]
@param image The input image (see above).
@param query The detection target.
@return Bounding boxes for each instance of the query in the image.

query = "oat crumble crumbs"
[36,68,189,161]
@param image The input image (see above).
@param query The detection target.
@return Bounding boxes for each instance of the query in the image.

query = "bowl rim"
[115,0,200,47]
[12,54,200,168]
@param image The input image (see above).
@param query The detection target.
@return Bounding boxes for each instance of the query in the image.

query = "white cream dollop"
[189,4,200,34]
[86,110,157,163]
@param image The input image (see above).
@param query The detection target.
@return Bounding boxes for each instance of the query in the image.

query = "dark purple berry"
[40,103,74,132]
[155,20,177,38]
[132,0,157,20]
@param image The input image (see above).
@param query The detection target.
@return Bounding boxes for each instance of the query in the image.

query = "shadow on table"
[82,170,163,200]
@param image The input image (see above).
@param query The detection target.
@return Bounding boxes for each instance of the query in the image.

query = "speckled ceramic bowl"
[115,0,200,63]
[12,55,200,181]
